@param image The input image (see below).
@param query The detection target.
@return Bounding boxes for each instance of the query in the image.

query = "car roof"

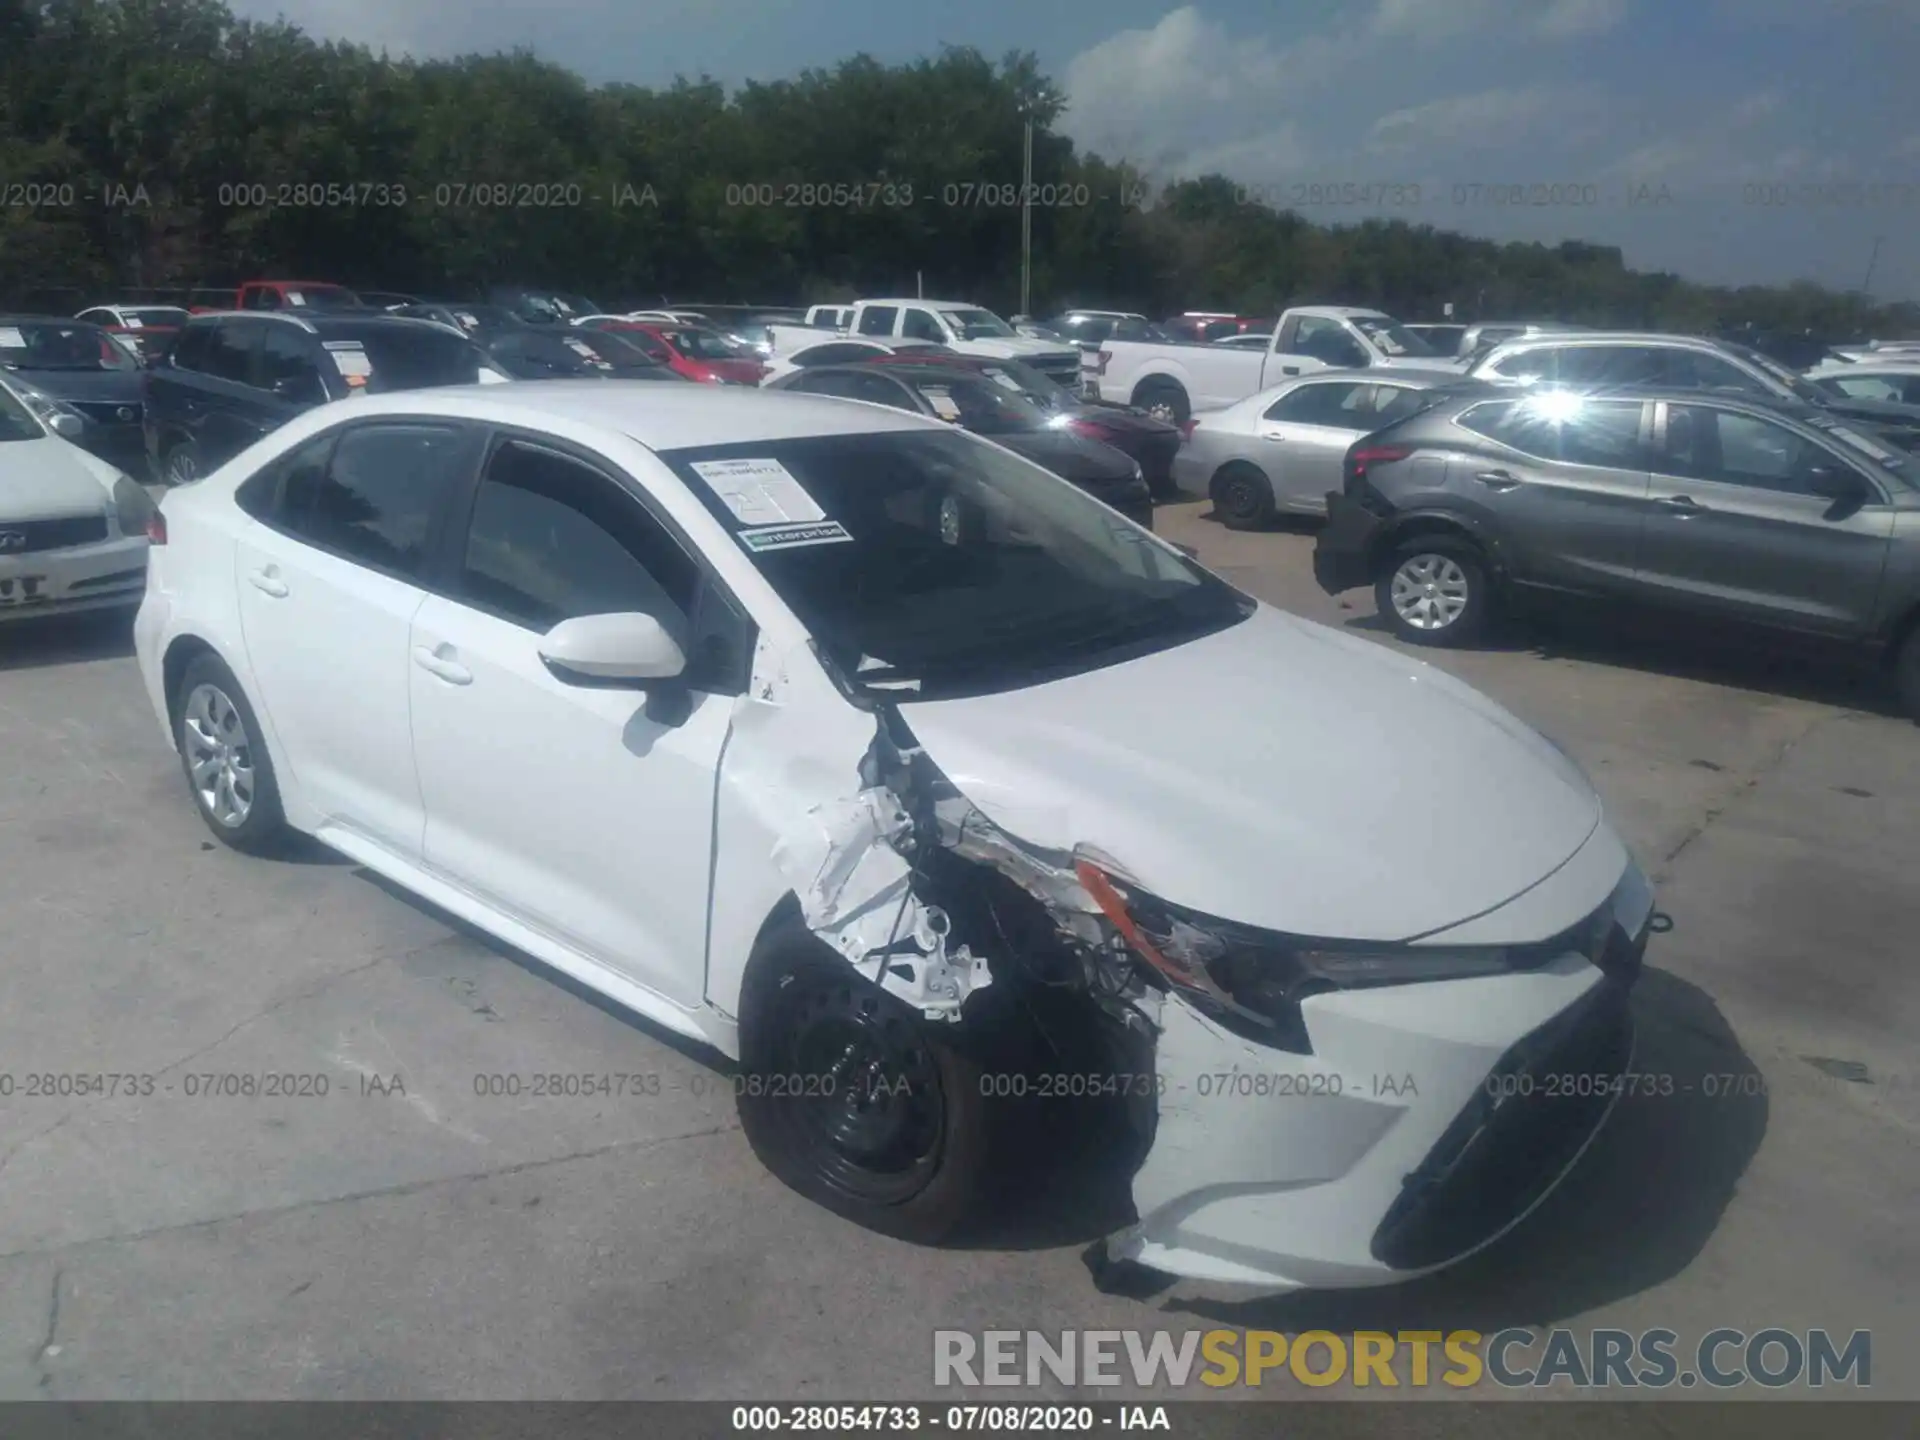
[1283,366,1474,387]
[317,380,940,450]
[181,311,465,336]
[1430,383,1833,421]
[858,298,978,308]
[0,313,106,325]
[1484,330,1723,351]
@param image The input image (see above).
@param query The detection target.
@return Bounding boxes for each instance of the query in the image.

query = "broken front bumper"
[1311,490,1383,596]
[1109,862,1654,1291]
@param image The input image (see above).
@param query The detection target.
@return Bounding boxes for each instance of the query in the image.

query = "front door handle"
[1656,494,1706,516]
[246,568,289,597]
[1474,469,1522,490]
[413,646,472,685]
[1279,365,1300,376]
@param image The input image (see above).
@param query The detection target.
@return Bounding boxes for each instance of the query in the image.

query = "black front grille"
[1370,977,1634,1271]
[70,401,142,427]
[0,515,109,554]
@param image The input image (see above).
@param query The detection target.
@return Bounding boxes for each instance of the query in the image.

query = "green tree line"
[3,0,1914,338]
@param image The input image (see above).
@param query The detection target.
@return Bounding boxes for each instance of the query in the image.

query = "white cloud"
[1370,0,1629,39]
[1368,0,1507,39]
[1366,86,1562,155]
[1535,0,1631,37]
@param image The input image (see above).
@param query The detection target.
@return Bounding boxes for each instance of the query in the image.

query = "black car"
[357,291,421,310]
[0,314,148,474]
[859,350,1183,499]
[391,302,532,337]
[143,312,504,483]
[768,363,1154,529]
[479,327,688,382]
[487,288,603,325]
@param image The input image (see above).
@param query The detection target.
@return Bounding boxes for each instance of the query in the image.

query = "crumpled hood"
[898,604,1602,941]
[0,437,116,521]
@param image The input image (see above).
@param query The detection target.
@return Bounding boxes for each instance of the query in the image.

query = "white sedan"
[133,381,1656,1291]
[1804,360,1920,406]
[0,373,153,619]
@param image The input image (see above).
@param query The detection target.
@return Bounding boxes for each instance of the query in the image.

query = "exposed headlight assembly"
[111,473,157,535]
[1075,855,1537,1053]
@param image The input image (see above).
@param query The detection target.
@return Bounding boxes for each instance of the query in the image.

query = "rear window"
[315,325,491,392]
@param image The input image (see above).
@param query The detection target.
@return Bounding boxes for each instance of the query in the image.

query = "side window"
[788,371,871,400]
[795,343,875,367]
[1685,409,1831,495]
[238,432,336,522]
[900,309,944,343]
[78,309,111,326]
[1485,346,1554,382]
[856,306,898,337]
[1827,374,1901,401]
[849,373,914,408]
[1372,385,1431,425]
[242,288,277,311]
[458,441,699,637]
[288,424,469,578]
[1558,399,1648,468]
[258,326,328,403]
[1265,381,1370,426]
[1674,352,1773,397]
[170,325,214,373]
[203,323,259,384]
[1291,318,1369,368]
[1553,346,1664,387]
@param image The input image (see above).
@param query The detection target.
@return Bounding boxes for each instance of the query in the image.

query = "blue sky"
[233,0,1920,300]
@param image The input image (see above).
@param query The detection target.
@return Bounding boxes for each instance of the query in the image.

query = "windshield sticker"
[563,337,612,369]
[737,519,854,552]
[286,292,307,307]
[455,311,479,328]
[986,370,1023,393]
[922,387,962,420]
[327,345,373,381]
[0,328,25,348]
[689,457,828,524]
[123,317,144,329]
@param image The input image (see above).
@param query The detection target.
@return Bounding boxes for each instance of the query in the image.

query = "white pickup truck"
[1093,305,1466,422]
[844,298,1085,390]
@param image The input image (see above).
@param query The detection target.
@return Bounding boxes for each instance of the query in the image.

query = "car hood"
[6,367,144,403]
[1376,353,1471,373]
[703,358,768,383]
[1058,404,1179,438]
[995,429,1140,486]
[0,436,116,521]
[899,604,1603,941]
[955,337,1078,363]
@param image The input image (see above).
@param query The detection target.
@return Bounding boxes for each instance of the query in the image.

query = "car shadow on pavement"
[0,609,136,670]
[1155,966,1767,1330]
[1346,606,1905,718]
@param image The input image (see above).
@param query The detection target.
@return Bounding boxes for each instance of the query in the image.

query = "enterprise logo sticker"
[738,520,854,552]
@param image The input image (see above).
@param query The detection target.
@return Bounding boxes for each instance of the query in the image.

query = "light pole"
[1018,87,1057,319]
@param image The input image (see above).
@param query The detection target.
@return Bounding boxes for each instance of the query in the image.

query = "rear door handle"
[1474,469,1522,490]
[413,646,472,685]
[246,568,289,597]
[1656,494,1706,515]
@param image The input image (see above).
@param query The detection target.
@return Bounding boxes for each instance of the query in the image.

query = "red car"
[233,280,364,313]
[577,318,767,385]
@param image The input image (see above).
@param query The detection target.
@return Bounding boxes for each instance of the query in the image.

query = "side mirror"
[48,412,85,439]
[539,612,686,683]
[1807,465,1868,503]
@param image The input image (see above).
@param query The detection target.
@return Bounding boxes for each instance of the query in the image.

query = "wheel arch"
[161,632,225,733]
[1883,596,1920,668]
[1370,509,1504,578]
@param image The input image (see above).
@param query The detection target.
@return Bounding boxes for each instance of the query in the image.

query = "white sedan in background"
[1172,368,1480,529]
[0,372,154,619]
[1804,360,1920,406]
[133,381,1655,1292]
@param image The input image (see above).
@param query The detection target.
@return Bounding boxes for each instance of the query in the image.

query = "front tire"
[1133,380,1190,427]
[1375,537,1493,646]
[1211,462,1277,530]
[735,917,989,1244]
[175,653,289,853]
[162,440,200,487]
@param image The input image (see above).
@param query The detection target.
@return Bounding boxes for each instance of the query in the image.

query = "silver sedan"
[1173,368,1477,529]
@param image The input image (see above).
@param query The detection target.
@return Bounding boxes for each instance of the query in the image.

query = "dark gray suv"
[1313,387,1920,716]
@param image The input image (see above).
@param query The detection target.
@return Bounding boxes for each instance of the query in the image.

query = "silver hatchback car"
[1312,386,1920,717]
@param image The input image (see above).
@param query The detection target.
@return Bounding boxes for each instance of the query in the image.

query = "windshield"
[0,320,137,371]
[971,360,1069,405]
[485,331,607,379]
[0,378,48,441]
[910,375,1051,435]
[660,431,1249,700]
[320,325,494,392]
[1727,343,1831,405]
[941,308,1016,340]
[569,330,677,372]
[1350,317,1437,358]
[282,286,361,311]
[123,308,190,328]
[660,326,747,361]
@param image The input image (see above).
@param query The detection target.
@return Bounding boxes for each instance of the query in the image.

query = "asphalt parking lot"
[0,492,1916,1406]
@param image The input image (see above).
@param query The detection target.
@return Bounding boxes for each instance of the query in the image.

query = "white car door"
[406,436,742,1007]
[233,421,481,858]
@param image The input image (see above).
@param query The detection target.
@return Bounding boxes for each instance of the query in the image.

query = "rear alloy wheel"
[175,654,289,852]
[163,442,199,486]
[1211,463,1277,531]
[735,920,988,1243]
[1376,538,1492,646]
